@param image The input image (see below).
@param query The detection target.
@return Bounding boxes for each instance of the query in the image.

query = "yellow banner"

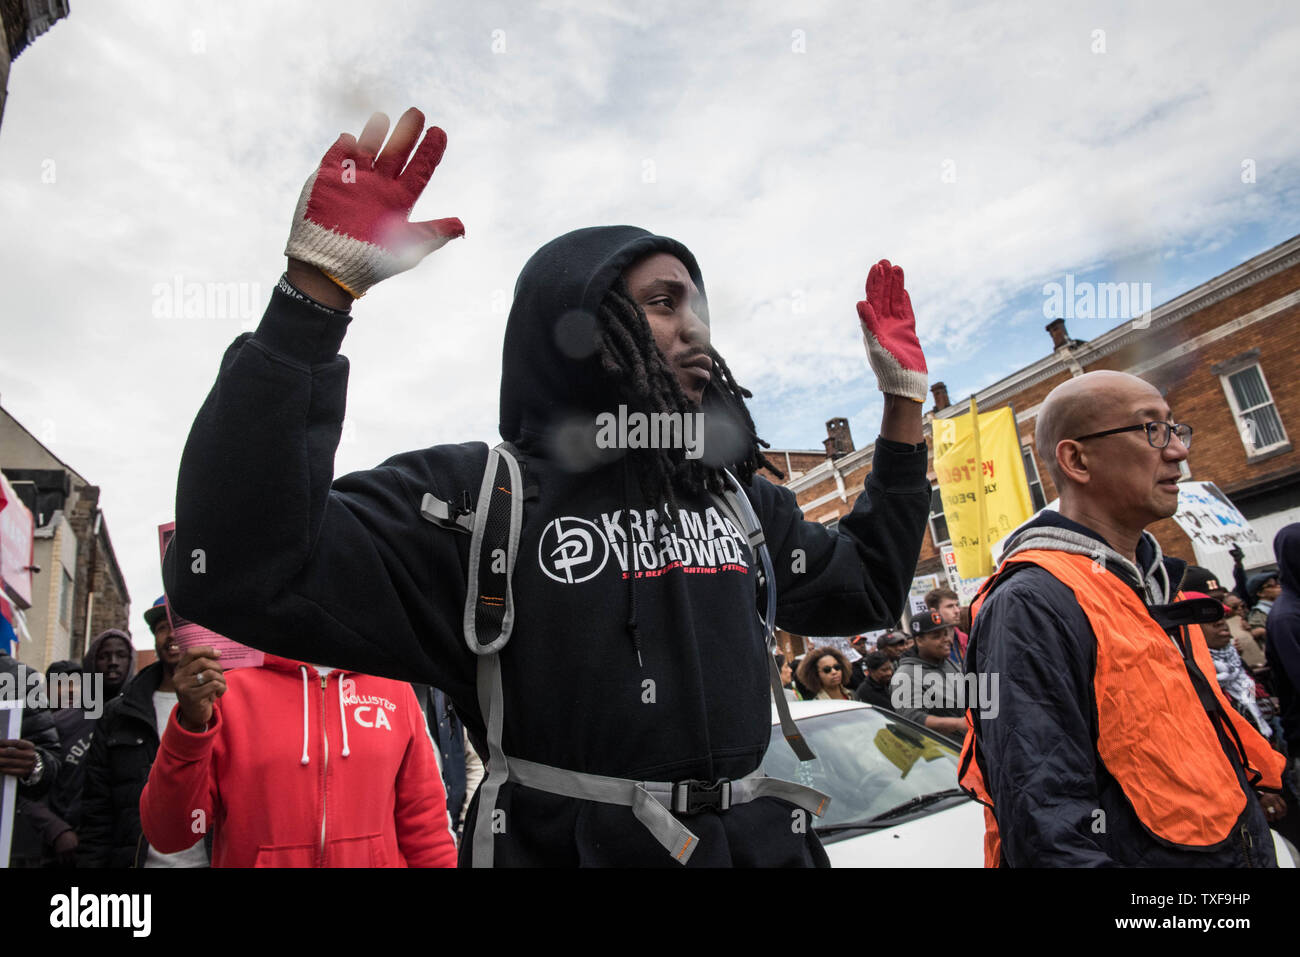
[933,403,1035,579]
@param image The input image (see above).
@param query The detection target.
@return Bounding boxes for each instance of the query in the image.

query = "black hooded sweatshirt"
[1266,523,1300,752]
[164,226,931,866]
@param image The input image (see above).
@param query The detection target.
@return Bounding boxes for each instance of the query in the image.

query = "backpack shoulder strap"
[416,442,525,656]
[714,471,815,762]
[464,443,524,656]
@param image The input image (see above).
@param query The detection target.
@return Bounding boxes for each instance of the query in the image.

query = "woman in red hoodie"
[140,646,457,867]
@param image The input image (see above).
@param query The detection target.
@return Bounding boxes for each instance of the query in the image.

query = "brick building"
[0,403,130,670]
[768,234,1300,656]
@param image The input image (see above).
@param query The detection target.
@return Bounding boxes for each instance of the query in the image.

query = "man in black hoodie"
[164,108,931,867]
[1266,524,1300,832]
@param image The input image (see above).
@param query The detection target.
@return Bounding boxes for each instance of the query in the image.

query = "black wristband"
[277,274,352,318]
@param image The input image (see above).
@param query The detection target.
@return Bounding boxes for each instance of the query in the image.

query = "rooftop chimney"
[823,417,854,458]
[1046,318,1070,350]
[931,381,950,413]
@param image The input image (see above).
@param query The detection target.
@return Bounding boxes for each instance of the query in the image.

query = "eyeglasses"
[820,665,842,674]
[1073,421,1193,450]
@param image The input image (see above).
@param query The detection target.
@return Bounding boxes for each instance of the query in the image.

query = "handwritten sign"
[1172,482,1261,552]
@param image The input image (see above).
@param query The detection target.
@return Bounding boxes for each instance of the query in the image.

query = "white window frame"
[928,484,950,549]
[1214,353,1290,460]
[1021,445,1047,511]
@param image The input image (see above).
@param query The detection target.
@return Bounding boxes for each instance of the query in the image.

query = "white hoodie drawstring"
[337,674,350,758]
[299,666,310,765]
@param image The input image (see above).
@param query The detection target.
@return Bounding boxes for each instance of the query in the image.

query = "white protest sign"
[0,700,21,868]
[1172,482,1261,552]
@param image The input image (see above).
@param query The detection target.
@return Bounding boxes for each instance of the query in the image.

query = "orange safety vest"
[958,548,1285,867]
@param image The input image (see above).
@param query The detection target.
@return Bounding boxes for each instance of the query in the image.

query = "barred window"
[1022,446,1047,511]
[1222,364,1288,455]
[928,486,950,548]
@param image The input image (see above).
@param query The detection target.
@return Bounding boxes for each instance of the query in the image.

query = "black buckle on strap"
[672,779,732,814]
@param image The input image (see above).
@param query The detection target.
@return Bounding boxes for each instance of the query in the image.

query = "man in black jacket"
[164,108,932,867]
[853,651,895,711]
[961,370,1285,867]
[14,632,133,867]
[1,647,61,866]
[78,599,206,867]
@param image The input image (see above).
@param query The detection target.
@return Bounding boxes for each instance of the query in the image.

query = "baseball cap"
[143,595,169,632]
[910,610,951,637]
[1181,565,1223,595]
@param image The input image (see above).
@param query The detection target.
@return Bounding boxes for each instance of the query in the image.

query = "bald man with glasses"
[957,371,1287,867]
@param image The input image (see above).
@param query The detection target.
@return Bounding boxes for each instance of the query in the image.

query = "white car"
[764,698,1299,868]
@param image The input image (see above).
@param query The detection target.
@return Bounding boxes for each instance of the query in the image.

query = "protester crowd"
[3,108,1298,869]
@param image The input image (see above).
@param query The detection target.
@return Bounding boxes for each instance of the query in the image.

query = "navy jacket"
[1266,523,1300,752]
[966,511,1279,867]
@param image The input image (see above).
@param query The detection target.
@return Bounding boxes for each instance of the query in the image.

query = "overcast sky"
[1,0,1298,648]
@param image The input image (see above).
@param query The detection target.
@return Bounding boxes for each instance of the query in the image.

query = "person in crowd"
[1248,573,1281,643]
[876,631,907,666]
[796,647,855,701]
[925,587,968,664]
[1,645,61,867]
[162,108,932,867]
[79,597,207,867]
[1185,564,1268,673]
[141,646,458,867]
[1183,591,1271,737]
[960,370,1285,866]
[16,637,131,867]
[889,610,967,739]
[1266,525,1300,841]
[853,651,895,711]
[413,682,484,839]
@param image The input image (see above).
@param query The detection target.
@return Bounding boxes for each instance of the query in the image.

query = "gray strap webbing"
[715,475,816,763]
[506,757,831,865]
[471,650,509,867]
[770,654,815,761]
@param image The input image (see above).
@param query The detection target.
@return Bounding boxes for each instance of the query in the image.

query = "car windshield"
[761,707,962,829]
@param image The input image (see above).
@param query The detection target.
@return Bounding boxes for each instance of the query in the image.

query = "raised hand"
[285,108,464,300]
[856,260,928,403]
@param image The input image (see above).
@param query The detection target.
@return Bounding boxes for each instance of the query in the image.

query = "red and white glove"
[856,259,928,402]
[285,109,464,298]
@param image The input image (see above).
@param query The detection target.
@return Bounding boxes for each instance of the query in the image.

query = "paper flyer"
[157,522,264,670]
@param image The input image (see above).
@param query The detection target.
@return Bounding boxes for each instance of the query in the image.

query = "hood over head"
[1274,523,1300,594]
[498,225,706,455]
[84,628,136,691]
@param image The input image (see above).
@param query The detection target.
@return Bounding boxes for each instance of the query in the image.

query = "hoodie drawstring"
[337,674,350,758]
[299,667,310,765]
[297,665,351,764]
[621,458,645,669]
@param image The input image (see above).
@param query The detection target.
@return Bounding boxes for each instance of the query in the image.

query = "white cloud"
[0,0,1297,642]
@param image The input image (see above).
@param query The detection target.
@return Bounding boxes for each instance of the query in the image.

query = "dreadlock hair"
[594,278,783,521]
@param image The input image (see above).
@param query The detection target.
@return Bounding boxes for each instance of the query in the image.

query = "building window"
[1221,363,1288,456]
[928,485,950,548]
[1021,446,1047,511]
[59,568,74,627]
